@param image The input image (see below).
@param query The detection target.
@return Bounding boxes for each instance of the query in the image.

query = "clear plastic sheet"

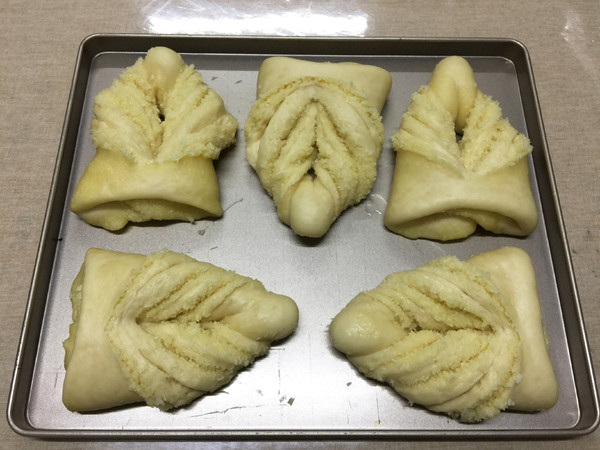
[141,0,369,36]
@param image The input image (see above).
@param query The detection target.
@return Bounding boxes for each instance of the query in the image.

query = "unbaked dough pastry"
[70,47,238,231]
[384,56,538,241]
[62,248,299,412]
[329,247,557,422]
[245,56,392,238]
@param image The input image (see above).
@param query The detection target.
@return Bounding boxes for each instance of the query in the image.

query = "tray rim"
[7,33,599,440]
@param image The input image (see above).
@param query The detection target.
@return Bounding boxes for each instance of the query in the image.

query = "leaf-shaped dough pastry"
[384,56,538,240]
[70,47,238,231]
[245,57,392,238]
[329,247,557,423]
[62,248,299,412]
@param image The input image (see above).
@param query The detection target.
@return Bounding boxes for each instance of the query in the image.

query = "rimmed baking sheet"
[8,34,599,439]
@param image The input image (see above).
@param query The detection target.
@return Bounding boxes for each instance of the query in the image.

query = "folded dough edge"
[70,150,223,231]
[63,248,145,411]
[468,247,558,411]
[384,151,538,240]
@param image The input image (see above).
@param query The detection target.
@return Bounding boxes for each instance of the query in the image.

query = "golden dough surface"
[62,248,299,412]
[244,56,392,238]
[70,46,238,231]
[384,56,538,241]
[329,247,557,423]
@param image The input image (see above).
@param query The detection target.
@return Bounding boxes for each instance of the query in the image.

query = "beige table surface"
[1,0,598,448]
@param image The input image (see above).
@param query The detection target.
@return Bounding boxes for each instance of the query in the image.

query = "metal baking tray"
[8,34,599,440]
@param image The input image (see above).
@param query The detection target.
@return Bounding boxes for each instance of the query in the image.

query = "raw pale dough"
[329,247,557,423]
[63,248,299,412]
[384,56,538,241]
[245,56,392,238]
[70,47,238,231]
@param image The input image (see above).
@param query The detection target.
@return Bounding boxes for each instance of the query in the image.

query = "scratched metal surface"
[9,36,595,438]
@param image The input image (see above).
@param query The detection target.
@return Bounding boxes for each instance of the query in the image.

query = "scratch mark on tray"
[277,349,282,401]
[223,197,244,213]
[375,392,381,426]
[307,333,316,420]
[188,404,266,418]
[346,398,353,424]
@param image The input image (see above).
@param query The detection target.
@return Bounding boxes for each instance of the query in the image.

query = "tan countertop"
[1,1,598,448]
